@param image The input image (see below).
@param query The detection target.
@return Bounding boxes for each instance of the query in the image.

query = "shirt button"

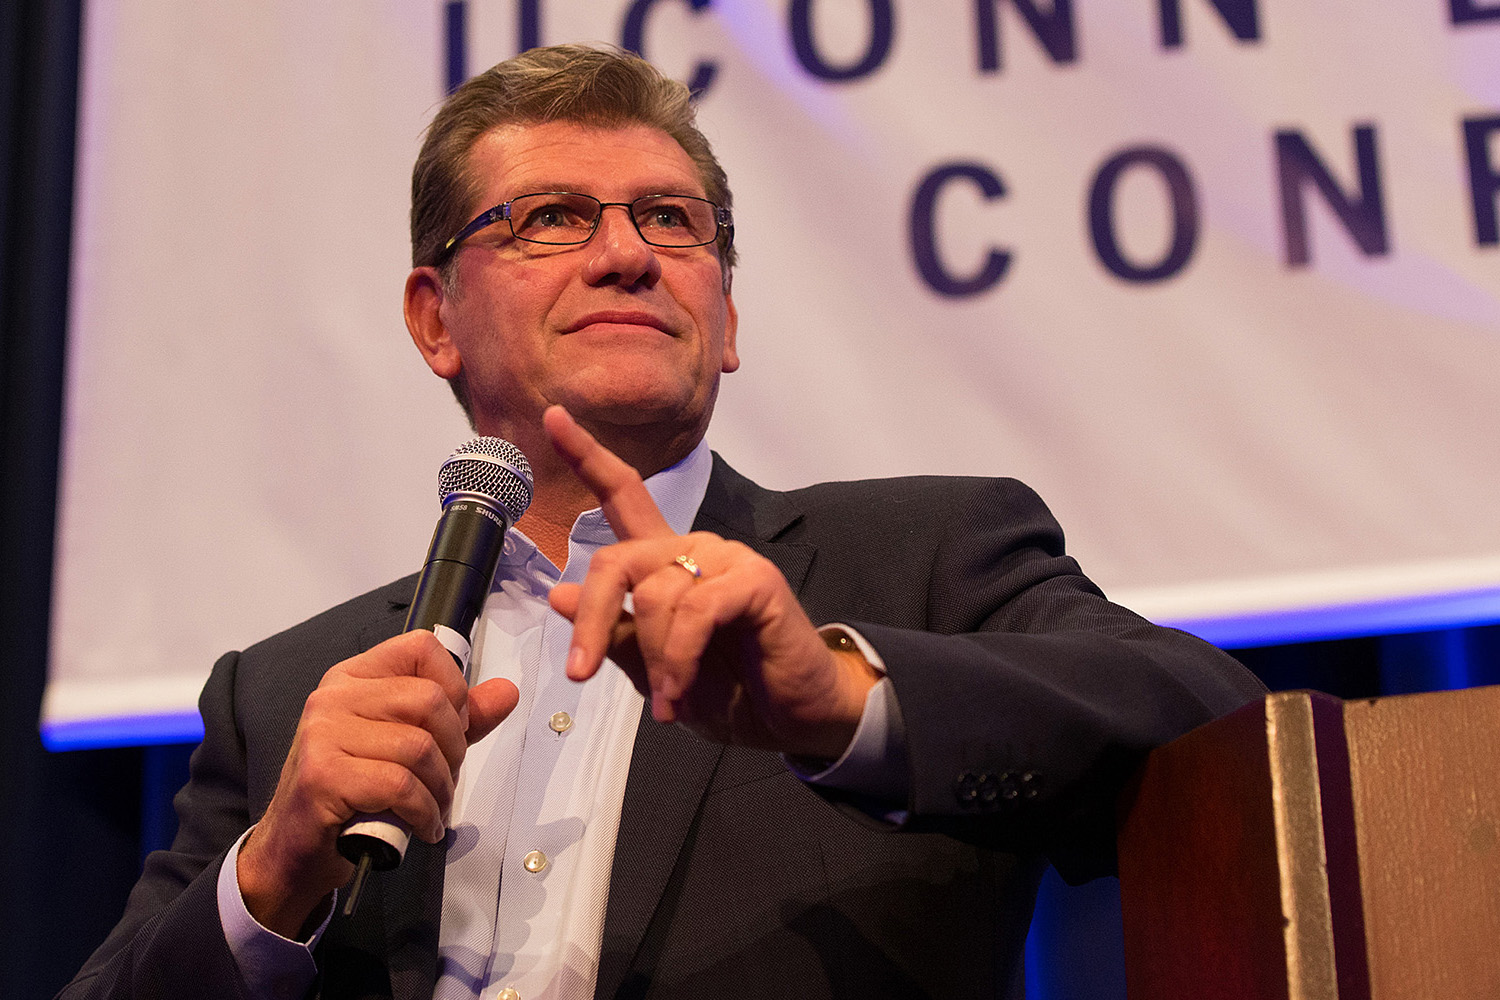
[497,988,520,1000]
[522,849,548,874]
[549,711,573,734]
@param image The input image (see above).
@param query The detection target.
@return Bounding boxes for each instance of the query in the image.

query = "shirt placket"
[485,525,613,999]
[437,540,552,1000]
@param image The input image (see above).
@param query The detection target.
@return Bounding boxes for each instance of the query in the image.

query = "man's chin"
[558,373,716,426]
[568,397,682,427]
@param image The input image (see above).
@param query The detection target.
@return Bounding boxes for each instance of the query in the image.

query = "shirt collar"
[645,437,714,536]
[570,437,712,544]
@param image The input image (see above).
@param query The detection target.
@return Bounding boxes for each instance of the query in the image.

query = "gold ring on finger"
[673,554,702,579]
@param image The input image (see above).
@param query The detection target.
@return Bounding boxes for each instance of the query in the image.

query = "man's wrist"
[236,825,340,941]
[219,826,327,999]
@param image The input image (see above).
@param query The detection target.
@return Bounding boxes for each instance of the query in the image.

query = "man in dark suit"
[62,45,1263,1000]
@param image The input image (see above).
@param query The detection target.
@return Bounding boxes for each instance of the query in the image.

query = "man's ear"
[404,267,462,379]
[721,290,739,374]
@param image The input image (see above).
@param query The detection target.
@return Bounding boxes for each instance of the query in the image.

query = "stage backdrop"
[45,1,1500,743]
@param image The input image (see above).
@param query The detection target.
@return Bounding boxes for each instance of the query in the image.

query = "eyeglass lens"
[508,193,720,247]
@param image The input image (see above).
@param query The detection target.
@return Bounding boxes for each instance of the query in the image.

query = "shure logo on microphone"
[450,501,503,527]
[469,504,504,528]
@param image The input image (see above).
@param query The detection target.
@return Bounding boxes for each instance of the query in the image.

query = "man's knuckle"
[294,749,336,792]
[676,585,711,615]
[633,574,669,605]
[592,547,625,574]
[746,554,782,584]
[397,726,435,764]
[301,688,331,718]
[419,682,450,717]
[392,768,424,803]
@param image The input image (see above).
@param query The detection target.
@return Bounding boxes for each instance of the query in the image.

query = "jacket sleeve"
[814,476,1266,882]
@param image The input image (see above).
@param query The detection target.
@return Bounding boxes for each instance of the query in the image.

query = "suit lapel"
[593,711,721,999]
[691,455,814,593]
[594,456,814,999]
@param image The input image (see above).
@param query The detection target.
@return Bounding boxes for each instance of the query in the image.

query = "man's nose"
[582,204,662,288]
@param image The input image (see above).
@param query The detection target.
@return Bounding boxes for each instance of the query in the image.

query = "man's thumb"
[465,677,520,744]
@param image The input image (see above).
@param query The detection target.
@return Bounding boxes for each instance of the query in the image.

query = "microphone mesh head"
[437,437,534,522]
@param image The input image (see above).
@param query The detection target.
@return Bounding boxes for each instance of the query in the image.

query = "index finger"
[340,630,470,715]
[543,404,675,541]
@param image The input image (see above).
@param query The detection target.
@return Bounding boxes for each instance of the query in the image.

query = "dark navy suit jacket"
[62,457,1264,999]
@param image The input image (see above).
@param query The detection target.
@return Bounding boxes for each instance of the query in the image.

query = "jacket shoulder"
[705,452,1054,541]
[237,573,419,667]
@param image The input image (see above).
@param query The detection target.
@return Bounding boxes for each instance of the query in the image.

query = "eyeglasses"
[436,192,733,263]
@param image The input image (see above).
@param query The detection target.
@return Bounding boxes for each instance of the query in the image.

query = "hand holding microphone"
[236,438,531,933]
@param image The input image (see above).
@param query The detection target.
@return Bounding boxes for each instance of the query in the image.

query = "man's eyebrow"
[503,180,709,199]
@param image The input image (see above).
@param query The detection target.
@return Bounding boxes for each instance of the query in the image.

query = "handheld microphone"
[337,436,533,915]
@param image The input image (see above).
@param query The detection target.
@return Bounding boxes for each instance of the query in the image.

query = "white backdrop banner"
[46,0,1500,741]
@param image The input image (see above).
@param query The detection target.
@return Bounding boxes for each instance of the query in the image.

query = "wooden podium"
[1117,686,1500,999]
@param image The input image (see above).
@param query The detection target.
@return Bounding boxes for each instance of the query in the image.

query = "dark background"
[6,3,1498,997]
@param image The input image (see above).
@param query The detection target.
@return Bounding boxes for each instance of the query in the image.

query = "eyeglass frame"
[433,191,734,265]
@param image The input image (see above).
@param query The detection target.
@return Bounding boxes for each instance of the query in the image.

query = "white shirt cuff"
[218,825,331,999]
[784,624,911,822]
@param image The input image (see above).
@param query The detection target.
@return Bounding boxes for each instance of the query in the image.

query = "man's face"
[407,120,738,458]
